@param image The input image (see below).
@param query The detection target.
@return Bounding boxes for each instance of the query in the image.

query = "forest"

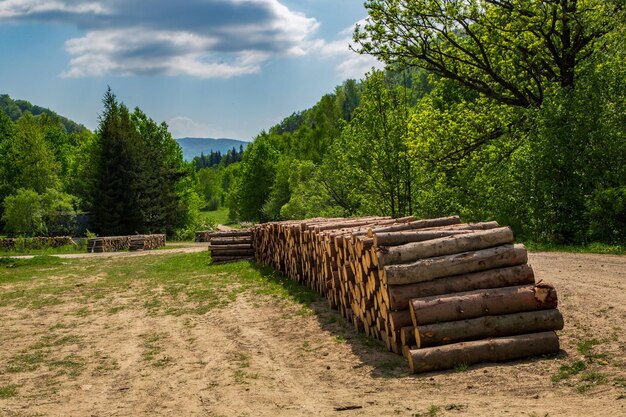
[1,1,625,245]
[217,0,626,245]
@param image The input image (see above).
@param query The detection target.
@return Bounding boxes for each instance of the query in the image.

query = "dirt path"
[1,251,625,416]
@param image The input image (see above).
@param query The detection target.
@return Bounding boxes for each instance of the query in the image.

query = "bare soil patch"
[0,252,625,416]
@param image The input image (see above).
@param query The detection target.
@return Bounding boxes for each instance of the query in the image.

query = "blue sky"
[0,0,382,140]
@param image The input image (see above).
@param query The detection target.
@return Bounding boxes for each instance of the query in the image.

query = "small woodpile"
[129,234,166,251]
[88,234,166,253]
[195,231,212,242]
[252,216,563,372]
[208,229,254,263]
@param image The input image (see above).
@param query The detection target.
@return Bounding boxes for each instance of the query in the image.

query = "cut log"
[415,309,564,348]
[400,326,416,346]
[409,284,558,326]
[209,230,252,238]
[383,244,528,286]
[377,227,514,267]
[385,265,535,310]
[408,331,560,373]
[209,237,252,245]
[210,248,255,257]
[388,309,413,332]
[373,229,473,247]
[367,216,461,236]
[209,244,253,250]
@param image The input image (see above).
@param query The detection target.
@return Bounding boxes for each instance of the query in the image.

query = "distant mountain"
[0,94,86,133]
[176,137,250,161]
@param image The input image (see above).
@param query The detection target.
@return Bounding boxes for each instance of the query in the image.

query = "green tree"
[355,0,621,107]
[331,71,413,217]
[231,137,278,221]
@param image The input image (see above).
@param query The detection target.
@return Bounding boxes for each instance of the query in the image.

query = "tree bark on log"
[410,284,559,326]
[408,331,560,373]
[401,326,416,346]
[383,244,528,286]
[210,248,255,256]
[377,227,514,267]
[209,230,252,238]
[416,309,564,348]
[209,244,253,250]
[367,216,461,236]
[385,264,535,310]
[373,230,473,247]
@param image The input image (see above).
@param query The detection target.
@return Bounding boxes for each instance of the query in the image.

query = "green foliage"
[2,189,45,236]
[0,93,86,133]
[2,188,76,237]
[232,137,279,221]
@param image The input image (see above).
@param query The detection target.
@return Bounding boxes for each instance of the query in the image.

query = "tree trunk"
[416,309,564,348]
[383,244,528,285]
[385,264,535,310]
[377,227,514,267]
[409,284,559,326]
[408,331,560,373]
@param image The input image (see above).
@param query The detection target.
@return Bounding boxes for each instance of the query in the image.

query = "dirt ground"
[1,251,625,417]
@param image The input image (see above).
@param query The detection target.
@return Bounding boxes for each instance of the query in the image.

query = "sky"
[0,0,383,140]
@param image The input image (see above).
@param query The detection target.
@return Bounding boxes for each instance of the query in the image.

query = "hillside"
[176,137,249,161]
[0,94,86,133]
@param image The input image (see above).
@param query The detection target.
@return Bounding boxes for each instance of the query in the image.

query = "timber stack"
[88,234,166,253]
[195,231,212,242]
[251,216,563,373]
[208,229,254,263]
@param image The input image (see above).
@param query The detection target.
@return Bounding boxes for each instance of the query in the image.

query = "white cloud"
[315,19,384,80]
[1,0,320,78]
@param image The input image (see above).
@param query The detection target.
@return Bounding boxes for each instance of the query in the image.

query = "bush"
[2,188,77,237]
[586,187,626,244]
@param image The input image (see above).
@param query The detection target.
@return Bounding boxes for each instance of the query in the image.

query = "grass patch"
[454,362,470,372]
[576,371,608,392]
[524,241,626,255]
[577,338,606,362]
[6,352,45,373]
[48,355,86,378]
[552,360,586,383]
[0,384,18,399]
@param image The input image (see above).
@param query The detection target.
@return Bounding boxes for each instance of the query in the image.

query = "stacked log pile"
[195,231,212,242]
[88,234,166,253]
[129,234,166,251]
[252,216,563,372]
[0,236,76,251]
[208,229,254,263]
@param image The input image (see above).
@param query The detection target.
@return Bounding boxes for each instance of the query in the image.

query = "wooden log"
[383,244,528,286]
[209,244,253,250]
[400,326,416,346]
[373,229,473,247]
[367,216,461,236]
[388,309,413,332]
[209,230,252,238]
[408,331,560,373]
[409,284,558,326]
[416,309,564,348]
[385,264,535,310]
[209,237,252,245]
[210,248,255,256]
[377,227,514,267]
